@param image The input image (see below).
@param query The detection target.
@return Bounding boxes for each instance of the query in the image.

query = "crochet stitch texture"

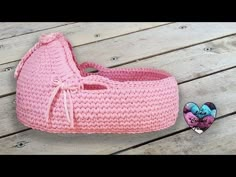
[14,32,179,134]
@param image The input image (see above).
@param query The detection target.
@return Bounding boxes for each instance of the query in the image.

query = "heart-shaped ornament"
[183,102,217,134]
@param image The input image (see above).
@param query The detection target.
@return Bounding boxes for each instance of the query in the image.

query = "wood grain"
[1,34,236,97]
[0,68,16,97]
[0,68,235,154]
[120,113,236,154]
[0,23,72,40]
[0,95,26,137]
[0,22,168,65]
[122,35,236,81]
[0,22,236,154]
[75,23,236,67]
[0,61,18,72]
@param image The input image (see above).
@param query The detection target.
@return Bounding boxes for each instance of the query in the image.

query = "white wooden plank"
[75,23,236,67]
[2,23,236,67]
[0,95,26,137]
[120,114,236,154]
[0,22,168,65]
[0,61,18,72]
[1,34,236,97]
[0,68,235,154]
[0,22,72,40]
[122,35,236,81]
[0,67,16,97]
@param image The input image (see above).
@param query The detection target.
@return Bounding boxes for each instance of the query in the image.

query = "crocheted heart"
[183,102,216,134]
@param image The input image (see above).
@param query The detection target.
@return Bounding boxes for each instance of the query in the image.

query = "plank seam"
[74,22,174,47]
[1,65,235,99]
[0,65,234,138]
[178,66,236,84]
[107,32,236,69]
[0,31,235,139]
[0,23,173,67]
[0,92,16,99]
[1,29,234,68]
[0,128,31,139]
[111,111,236,155]
[0,23,76,41]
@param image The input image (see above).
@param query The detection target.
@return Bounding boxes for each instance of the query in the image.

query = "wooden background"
[0,22,235,154]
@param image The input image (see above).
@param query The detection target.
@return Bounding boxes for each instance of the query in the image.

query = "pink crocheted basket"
[14,32,179,134]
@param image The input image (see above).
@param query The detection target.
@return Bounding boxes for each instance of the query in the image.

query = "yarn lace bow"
[46,77,83,128]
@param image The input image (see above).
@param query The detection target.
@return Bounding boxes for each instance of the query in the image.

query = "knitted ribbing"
[14,32,179,134]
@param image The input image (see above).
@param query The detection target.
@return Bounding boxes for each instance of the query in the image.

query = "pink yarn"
[14,32,179,134]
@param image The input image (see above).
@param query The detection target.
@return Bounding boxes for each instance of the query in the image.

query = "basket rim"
[54,32,177,88]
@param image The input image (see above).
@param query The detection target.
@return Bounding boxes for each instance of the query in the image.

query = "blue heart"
[185,102,216,119]
[183,102,217,134]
